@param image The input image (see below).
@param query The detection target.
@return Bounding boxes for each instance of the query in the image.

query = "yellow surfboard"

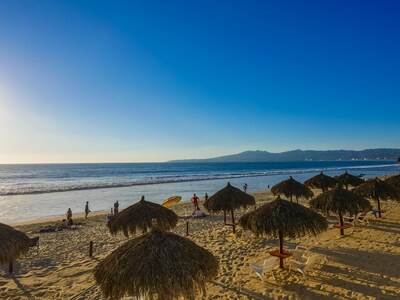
[162,196,182,208]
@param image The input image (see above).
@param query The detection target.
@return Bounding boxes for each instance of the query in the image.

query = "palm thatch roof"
[239,197,327,268]
[271,176,314,202]
[94,229,218,300]
[204,182,255,212]
[107,196,178,237]
[336,171,364,190]
[239,197,328,239]
[309,187,372,216]
[385,174,400,190]
[353,178,400,201]
[310,187,371,235]
[204,182,256,233]
[304,172,337,192]
[353,178,400,217]
[0,223,31,265]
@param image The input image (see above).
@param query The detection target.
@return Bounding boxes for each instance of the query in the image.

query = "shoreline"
[8,189,274,227]
[10,210,110,226]
[4,173,393,226]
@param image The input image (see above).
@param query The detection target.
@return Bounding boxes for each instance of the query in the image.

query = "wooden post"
[8,259,13,273]
[278,231,284,268]
[339,212,344,236]
[186,221,189,236]
[89,241,93,257]
[377,197,382,218]
[231,209,236,234]
[223,211,227,225]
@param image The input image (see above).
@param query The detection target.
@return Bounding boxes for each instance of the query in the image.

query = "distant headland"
[169,148,400,163]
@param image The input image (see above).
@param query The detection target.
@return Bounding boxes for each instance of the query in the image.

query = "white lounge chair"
[289,255,319,277]
[291,244,310,262]
[249,256,279,281]
[343,211,371,225]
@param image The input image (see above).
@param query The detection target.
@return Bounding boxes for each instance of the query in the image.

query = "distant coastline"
[169,148,400,163]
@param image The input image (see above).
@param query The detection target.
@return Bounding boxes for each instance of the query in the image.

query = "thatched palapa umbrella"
[271,176,314,203]
[336,171,364,190]
[385,174,400,191]
[94,229,218,300]
[310,187,371,236]
[239,197,328,268]
[204,182,255,233]
[304,172,337,192]
[108,196,178,237]
[353,178,400,218]
[0,223,31,272]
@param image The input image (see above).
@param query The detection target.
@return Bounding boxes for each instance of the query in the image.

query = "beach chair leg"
[296,267,305,276]
[270,271,278,282]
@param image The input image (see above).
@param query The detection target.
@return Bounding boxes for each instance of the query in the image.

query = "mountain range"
[169,148,400,163]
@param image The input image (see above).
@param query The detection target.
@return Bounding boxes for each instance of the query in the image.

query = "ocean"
[0,161,398,224]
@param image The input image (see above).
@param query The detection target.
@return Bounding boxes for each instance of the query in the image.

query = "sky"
[0,0,399,163]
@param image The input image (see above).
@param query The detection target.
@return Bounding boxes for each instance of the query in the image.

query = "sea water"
[0,161,398,223]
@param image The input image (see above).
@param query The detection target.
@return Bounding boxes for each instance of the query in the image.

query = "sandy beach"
[1,189,400,300]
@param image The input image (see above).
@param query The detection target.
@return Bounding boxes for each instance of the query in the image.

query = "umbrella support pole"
[339,213,344,236]
[279,231,284,268]
[231,209,236,234]
[223,210,237,233]
[377,197,382,218]
[89,241,93,257]
[186,221,189,236]
[9,260,13,273]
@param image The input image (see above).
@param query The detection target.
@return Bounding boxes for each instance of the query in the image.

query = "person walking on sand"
[66,208,72,220]
[191,194,199,210]
[243,183,248,193]
[114,201,119,214]
[204,193,209,202]
[85,201,90,219]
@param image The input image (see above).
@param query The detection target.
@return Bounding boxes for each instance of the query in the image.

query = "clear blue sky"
[0,1,399,163]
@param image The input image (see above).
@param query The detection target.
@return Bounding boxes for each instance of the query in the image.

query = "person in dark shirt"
[85,201,90,219]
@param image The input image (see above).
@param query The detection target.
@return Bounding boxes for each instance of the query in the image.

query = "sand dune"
[1,190,400,299]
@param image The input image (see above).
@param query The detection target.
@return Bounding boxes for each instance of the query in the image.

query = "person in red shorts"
[191,194,199,210]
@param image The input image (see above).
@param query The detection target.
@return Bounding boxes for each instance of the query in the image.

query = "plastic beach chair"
[249,256,279,281]
[289,255,318,277]
[291,244,310,262]
[343,211,371,225]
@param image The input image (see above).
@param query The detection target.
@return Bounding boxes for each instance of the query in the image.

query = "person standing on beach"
[191,194,199,210]
[243,183,248,193]
[85,201,90,219]
[114,201,119,214]
[66,208,72,220]
[205,193,209,202]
